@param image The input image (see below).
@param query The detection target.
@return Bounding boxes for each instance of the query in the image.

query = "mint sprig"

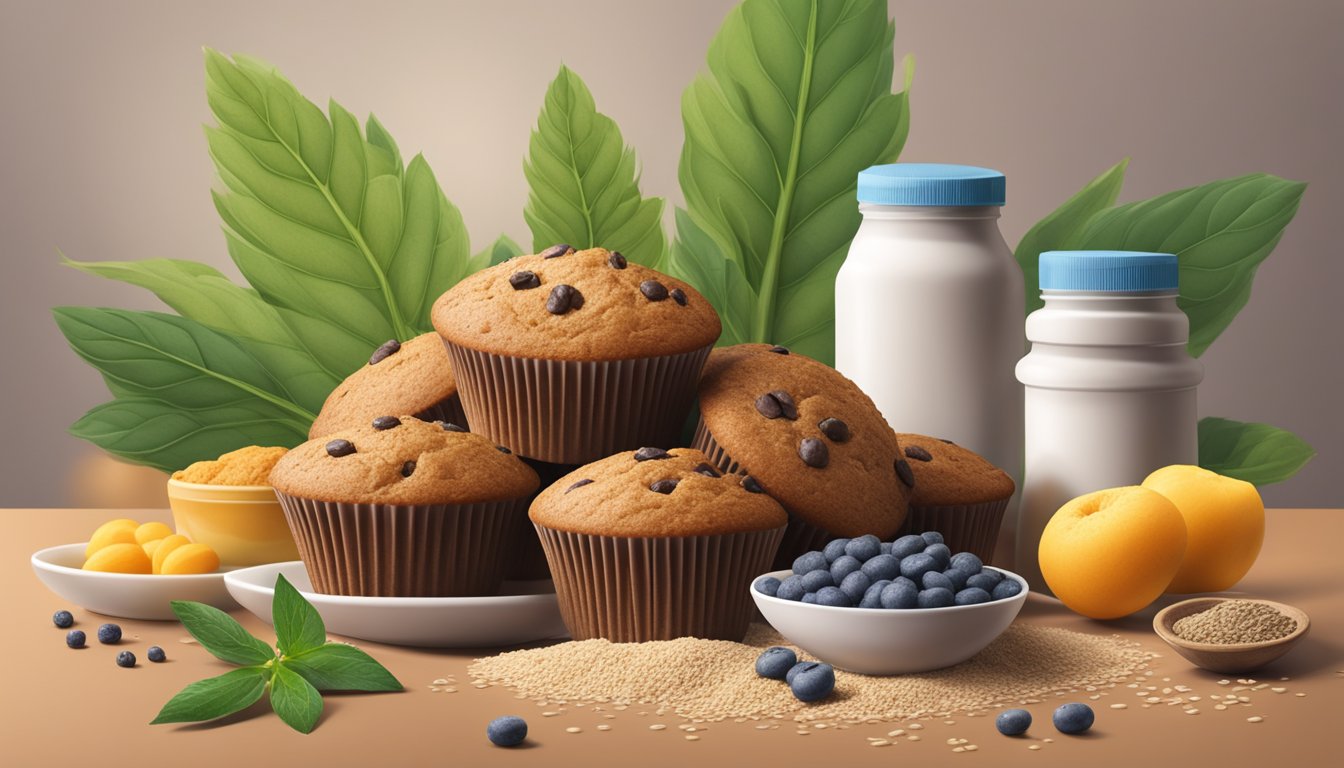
[152,574,402,733]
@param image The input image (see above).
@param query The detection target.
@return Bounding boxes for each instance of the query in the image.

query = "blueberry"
[967,570,1004,592]
[147,646,166,663]
[52,610,74,629]
[487,715,529,747]
[839,571,871,603]
[923,543,952,568]
[785,661,810,686]
[66,630,85,649]
[822,538,851,563]
[920,531,944,545]
[879,579,918,609]
[878,542,893,555]
[776,574,807,601]
[801,569,835,592]
[891,535,926,559]
[917,587,955,608]
[754,576,782,597]
[992,578,1024,601]
[899,553,938,581]
[942,567,971,591]
[829,555,862,583]
[792,551,828,575]
[950,552,983,572]
[788,662,836,702]
[860,580,891,608]
[996,708,1032,736]
[844,535,881,562]
[860,553,900,582]
[922,570,955,592]
[954,587,993,605]
[755,646,797,679]
[116,651,136,668]
[815,586,851,607]
[801,592,818,604]
[97,623,122,644]
[1053,703,1094,734]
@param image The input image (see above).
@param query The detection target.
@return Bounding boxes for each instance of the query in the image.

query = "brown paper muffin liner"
[275,493,528,597]
[535,524,785,642]
[442,341,712,465]
[506,459,582,581]
[414,393,469,431]
[900,498,1011,565]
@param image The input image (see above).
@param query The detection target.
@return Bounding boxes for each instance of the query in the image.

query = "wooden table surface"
[4,508,1341,767]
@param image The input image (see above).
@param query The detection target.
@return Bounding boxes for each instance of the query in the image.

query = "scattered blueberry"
[815,586,851,607]
[880,579,919,609]
[788,662,836,702]
[755,646,797,679]
[891,535,926,559]
[950,552,983,572]
[822,538,851,563]
[1053,703,1095,734]
[993,579,1024,600]
[793,551,828,575]
[785,662,810,686]
[922,570,955,592]
[860,553,900,582]
[838,571,871,603]
[920,531,944,546]
[996,708,1032,736]
[801,592,818,604]
[147,646,166,663]
[860,580,890,608]
[116,651,136,668]
[829,555,862,583]
[923,543,952,568]
[52,610,74,629]
[487,715,529,747]
[966,570,1004,592]
[801,569,835,592]
[755,576,782,597]
[844,535,881,562]
[66,630,85,649]
[917,587,955,609]
[942,567,972,591]
[776,575,807,601]
[97,624,122,644]
[899,553,938,581]
[954,587,993,606]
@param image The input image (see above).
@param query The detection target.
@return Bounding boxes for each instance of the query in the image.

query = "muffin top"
[431,245,721,360]
[897,433,1015,506]
[529,448,787,537]
[309,333,459,439]
[697,344,911,538]
[271,417,538,505]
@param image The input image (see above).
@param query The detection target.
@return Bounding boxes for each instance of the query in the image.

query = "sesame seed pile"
[469,623,1151,723]
[1172,600,1297,644]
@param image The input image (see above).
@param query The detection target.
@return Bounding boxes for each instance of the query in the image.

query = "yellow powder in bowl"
[172,446,288,486]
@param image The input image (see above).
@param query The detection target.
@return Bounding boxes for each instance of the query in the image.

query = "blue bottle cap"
[857,163,1005,206]
[1039,251,1179,292]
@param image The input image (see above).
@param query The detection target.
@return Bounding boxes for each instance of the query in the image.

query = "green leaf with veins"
[169,600,276,666]
[270,663,324,734]
[151,667,271,725]
[1198,417,1315,485]
[274,573,326,657]
[286,643,403,692]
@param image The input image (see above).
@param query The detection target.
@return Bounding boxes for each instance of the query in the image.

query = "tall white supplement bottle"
[1015,251,1202,592]
[836,164,1024,566]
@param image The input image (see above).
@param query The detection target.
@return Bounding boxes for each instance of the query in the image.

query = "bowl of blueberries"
[751,531,1028,675]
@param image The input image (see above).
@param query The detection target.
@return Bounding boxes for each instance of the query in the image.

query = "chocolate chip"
[670,288,687,306]
[771,390,798,420]
[895,458,915,488]
[440,421,467,433]
[904,445,933,462]
[509,270,540,290]
[372,416,401,431]
[649,479,679,494]
[633,447,672,462]
[325,439,356,458]
[692,462,721,478]
[565,479,594,493]
[818,417,850,443]
[741,475,765,493]
[639,280,669,302]
[608,251,628,269]
[754,393,782,419]
[799,438,829,468]
[939,438,956,445]
[546,284,583,314]
[496,445,512,454]
[369,339,400,365]
[400,460,416,478]
[540,243,573,259]
[768,345,789,355]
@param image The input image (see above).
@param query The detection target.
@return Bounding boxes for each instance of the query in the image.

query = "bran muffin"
[896,433,1015,564]
[308,333,467,439]
[530,447,786,642]
[431,245,720,463]
[693,343,912,568]
[270,416,538,597]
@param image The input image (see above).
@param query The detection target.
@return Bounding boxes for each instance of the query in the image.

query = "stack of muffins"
[269,245,1014,642]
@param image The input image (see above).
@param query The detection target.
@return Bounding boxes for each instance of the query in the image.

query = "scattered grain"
[1296,693,1307,698]
[1029,744,1042,751]
[649,724,667,731]
[1271,687,1287,694]
[565,727,582,734]
[870,740,891,747]
[1110,704,1128,710]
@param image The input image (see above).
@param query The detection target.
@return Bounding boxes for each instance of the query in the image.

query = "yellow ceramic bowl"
[166,478,300,567]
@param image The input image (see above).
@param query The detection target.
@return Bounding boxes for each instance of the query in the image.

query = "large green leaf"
[1073,173,1306,357]
[524,66,666,267]
[670,0,911,363]
[205,50,471,343]
[1199,417,1315,486]
[1014,159,1128,315]
[467,233,524,273]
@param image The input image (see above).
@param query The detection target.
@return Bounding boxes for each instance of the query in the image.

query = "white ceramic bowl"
[750,566,1029,675]
[31,543,238,621]
[225,561,569,648]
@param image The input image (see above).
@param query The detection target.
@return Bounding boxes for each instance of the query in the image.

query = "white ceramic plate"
[31,543,239,621]
[224,561,569,648]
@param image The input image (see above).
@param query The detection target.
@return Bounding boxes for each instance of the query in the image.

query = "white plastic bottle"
[836,164,1024,566]
[1015,251,1203,592]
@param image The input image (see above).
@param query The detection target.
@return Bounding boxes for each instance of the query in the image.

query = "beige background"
[1,0,1339,507]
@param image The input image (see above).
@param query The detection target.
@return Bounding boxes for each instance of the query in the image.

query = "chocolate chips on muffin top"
[369,339,401,365]
[608,251,628,269]
[540,243,574,259]
[325,439,356,458]
[509,270,541,290]
[904,444,933,462]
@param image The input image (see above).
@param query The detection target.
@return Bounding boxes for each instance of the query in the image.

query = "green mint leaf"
[1014,159,1129,315]
[286,643,403,692]
[524,66,667,268]
[170,600,276,667]
[151,666,270,725]
[670,0,911,364]
[669,209,756,347]
[468,234,525,273]
[270,663,324,734]
[1074,173,1307,357]
[273,574,326,657]
[1199,417,1315,485]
